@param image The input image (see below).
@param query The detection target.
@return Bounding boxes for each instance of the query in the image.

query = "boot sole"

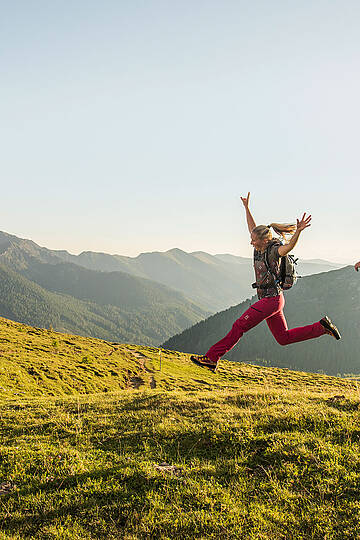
[190,356,217,373]
[320,317,341,340]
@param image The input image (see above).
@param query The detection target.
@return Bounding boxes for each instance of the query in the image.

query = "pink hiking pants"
[205,293,326,363]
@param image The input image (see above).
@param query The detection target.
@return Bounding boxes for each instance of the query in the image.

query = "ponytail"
[268,223,296,239]
[253,223,296,242]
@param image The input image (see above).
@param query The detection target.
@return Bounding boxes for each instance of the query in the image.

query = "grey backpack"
[264,243,298,291]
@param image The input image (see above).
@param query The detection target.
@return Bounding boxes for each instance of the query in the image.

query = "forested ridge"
[0,263,207,345]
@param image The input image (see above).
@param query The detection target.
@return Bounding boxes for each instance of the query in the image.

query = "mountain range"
[0,230,350,356]
[0,232,209,345]
[0,231,344,313]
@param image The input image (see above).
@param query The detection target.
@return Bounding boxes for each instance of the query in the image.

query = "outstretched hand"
[355,261,360,272]
[296,213,312,232]
[240,192,250,208]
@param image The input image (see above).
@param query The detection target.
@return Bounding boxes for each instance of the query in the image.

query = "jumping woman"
[355,261,360,272]
[190,192,341,372]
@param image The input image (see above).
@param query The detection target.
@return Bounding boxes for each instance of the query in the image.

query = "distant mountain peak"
[166,248,188,255]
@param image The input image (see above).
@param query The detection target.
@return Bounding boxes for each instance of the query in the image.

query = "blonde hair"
[253,223,296,241]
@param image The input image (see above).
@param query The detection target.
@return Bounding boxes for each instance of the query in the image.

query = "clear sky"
[1,1,358,262]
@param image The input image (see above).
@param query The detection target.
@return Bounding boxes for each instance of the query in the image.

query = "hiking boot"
[320,316,341,340]
[190,355,218,373]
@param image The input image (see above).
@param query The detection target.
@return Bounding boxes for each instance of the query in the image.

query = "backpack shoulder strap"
[264,241,279,270]
[264,242,281,290]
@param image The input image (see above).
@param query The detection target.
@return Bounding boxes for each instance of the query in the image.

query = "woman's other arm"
[278,213,312,257]
[240,192,256,234]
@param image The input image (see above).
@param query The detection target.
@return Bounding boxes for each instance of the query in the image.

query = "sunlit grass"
[0,317,359,538]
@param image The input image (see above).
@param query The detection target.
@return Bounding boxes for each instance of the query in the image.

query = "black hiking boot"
[320,316,341,340]
[190,355,218,373]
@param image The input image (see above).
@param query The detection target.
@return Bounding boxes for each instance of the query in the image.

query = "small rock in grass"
[327,395,346,403]
[0,482,16,495]
[154,462,183,476]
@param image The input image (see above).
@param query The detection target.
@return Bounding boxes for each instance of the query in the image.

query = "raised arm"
[240,192,256,234]
[278,213,311,257]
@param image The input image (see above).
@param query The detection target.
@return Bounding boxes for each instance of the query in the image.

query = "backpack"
[264,242,299,291]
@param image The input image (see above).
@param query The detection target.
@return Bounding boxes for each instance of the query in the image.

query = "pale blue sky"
[1,1,359,262]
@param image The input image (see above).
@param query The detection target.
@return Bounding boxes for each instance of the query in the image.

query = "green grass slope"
[1,317,360,538]
[0,316,354,398]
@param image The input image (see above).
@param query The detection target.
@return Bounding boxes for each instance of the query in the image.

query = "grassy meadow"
[0,317,359,538]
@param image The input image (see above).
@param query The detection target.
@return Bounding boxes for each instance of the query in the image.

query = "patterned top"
[253,241,281,299]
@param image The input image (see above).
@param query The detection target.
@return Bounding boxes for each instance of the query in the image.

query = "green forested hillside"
[0,232,254,311]
[163,266,360,375]
[0,263,207,346]
[0,231,344,314]
[69,248,345,310]
[18,260,207,313]
[73,247,254,311]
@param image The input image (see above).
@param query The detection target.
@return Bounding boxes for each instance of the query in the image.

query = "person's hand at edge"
[296,213,312,232]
